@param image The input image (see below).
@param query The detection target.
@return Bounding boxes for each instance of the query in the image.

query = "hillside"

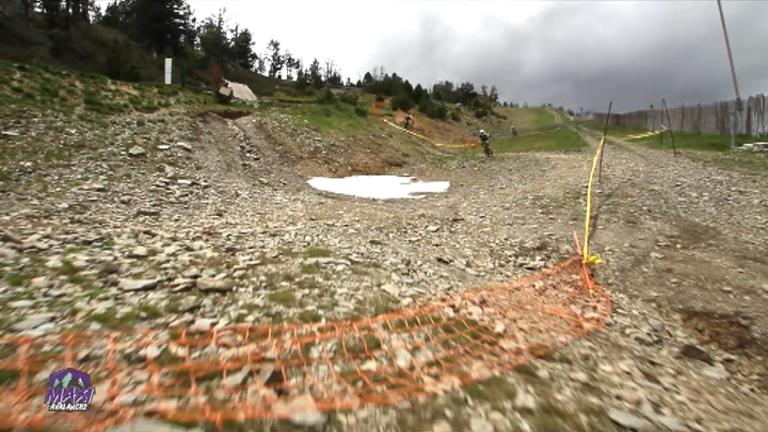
[0,58,582,186]
[2,59,768,432]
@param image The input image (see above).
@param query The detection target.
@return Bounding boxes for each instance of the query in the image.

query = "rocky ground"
[1,106,767,431]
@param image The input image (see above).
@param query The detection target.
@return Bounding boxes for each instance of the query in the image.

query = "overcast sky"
[172,1,766,112]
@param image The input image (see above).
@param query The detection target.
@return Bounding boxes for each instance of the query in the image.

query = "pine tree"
[308,58,323,89]
[41,0,63,28]
[98,0,195,57]
[266,39,284,79]
[323,59,341,86]
[230,25,257,70]
[489,85,499,103]
[198,9,229,63]
[133,0,195,56]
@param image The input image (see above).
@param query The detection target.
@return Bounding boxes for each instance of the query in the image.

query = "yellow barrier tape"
[382,119,475,149]
[582,136,605,265]
[626,130,661,139]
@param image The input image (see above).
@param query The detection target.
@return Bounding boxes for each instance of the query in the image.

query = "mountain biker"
[479,129,493,157]
[404,113,414,130]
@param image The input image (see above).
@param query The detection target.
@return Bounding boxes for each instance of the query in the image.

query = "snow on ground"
[307,175,450,199]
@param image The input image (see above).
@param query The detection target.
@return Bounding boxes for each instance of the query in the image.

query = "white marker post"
[164,58,173,85]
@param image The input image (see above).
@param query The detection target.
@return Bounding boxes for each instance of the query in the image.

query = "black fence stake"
[598,101,613,182]
[662,98,677,157]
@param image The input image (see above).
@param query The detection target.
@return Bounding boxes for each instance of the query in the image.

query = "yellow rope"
[582,136,604,265]
[382,119,474,148]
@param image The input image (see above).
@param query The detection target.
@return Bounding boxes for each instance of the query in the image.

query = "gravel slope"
[1,110,767,431]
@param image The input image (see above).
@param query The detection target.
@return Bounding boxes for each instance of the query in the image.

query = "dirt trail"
[577,127,768,340]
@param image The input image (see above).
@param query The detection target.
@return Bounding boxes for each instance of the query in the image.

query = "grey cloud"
[365,1,768,112]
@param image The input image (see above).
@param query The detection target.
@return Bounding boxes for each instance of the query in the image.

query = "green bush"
[419,97,448,120]
[431,104,448,120]
[374,94,385,102]
[104,41,141,82]
[450,110,461,122]
[137,101,159,113]
[83,89,125,114]
[157,85,181,97]
[474,108,489,119]
[338,91,358,105]
[49,29,72,59]
[390,93,415,111]
[40,83,60,99]
[354,106,368,117]
[316,88,336,104]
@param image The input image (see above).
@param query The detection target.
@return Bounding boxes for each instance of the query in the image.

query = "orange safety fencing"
[0,254,610,431]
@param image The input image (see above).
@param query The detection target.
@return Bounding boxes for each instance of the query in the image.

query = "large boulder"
[224,79,258,102]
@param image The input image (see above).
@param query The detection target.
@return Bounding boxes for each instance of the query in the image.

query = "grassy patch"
[43,146,71,163]
[528,413,566,431]
[0,59,224,123]
[268,290,296,307]
[681,151,768,175]
[464,376,518,409]
[638,131,752,151]
[83,287,106,300]
[297,309,322,323]
[579,120,648,138]
[58,259,79,277]
[355,293,399,317]
[349,266,370,276]
[305,246,332,258]
[164,300,181,314]
[494,126,586,153]
[82,89,127,114]
[138,304,163,319]
[90,308,141,329]
[63,245,85,255]
[582,120,754,152]
[276,102,373,134]
[502,107,558,130]
[58,259,91,287]
[5,272,29,287]
[301,262,320,274]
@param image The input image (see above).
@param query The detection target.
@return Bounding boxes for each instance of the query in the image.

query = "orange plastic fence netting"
[0,255,610,431]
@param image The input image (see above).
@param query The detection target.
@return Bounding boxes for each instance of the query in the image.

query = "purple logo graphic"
[44,368,95,412]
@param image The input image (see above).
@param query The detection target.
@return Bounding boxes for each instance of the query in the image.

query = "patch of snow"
[307,175,449,199]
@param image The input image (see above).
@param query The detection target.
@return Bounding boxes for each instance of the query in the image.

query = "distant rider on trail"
[479,129,493,157]
[404,112,414,130]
